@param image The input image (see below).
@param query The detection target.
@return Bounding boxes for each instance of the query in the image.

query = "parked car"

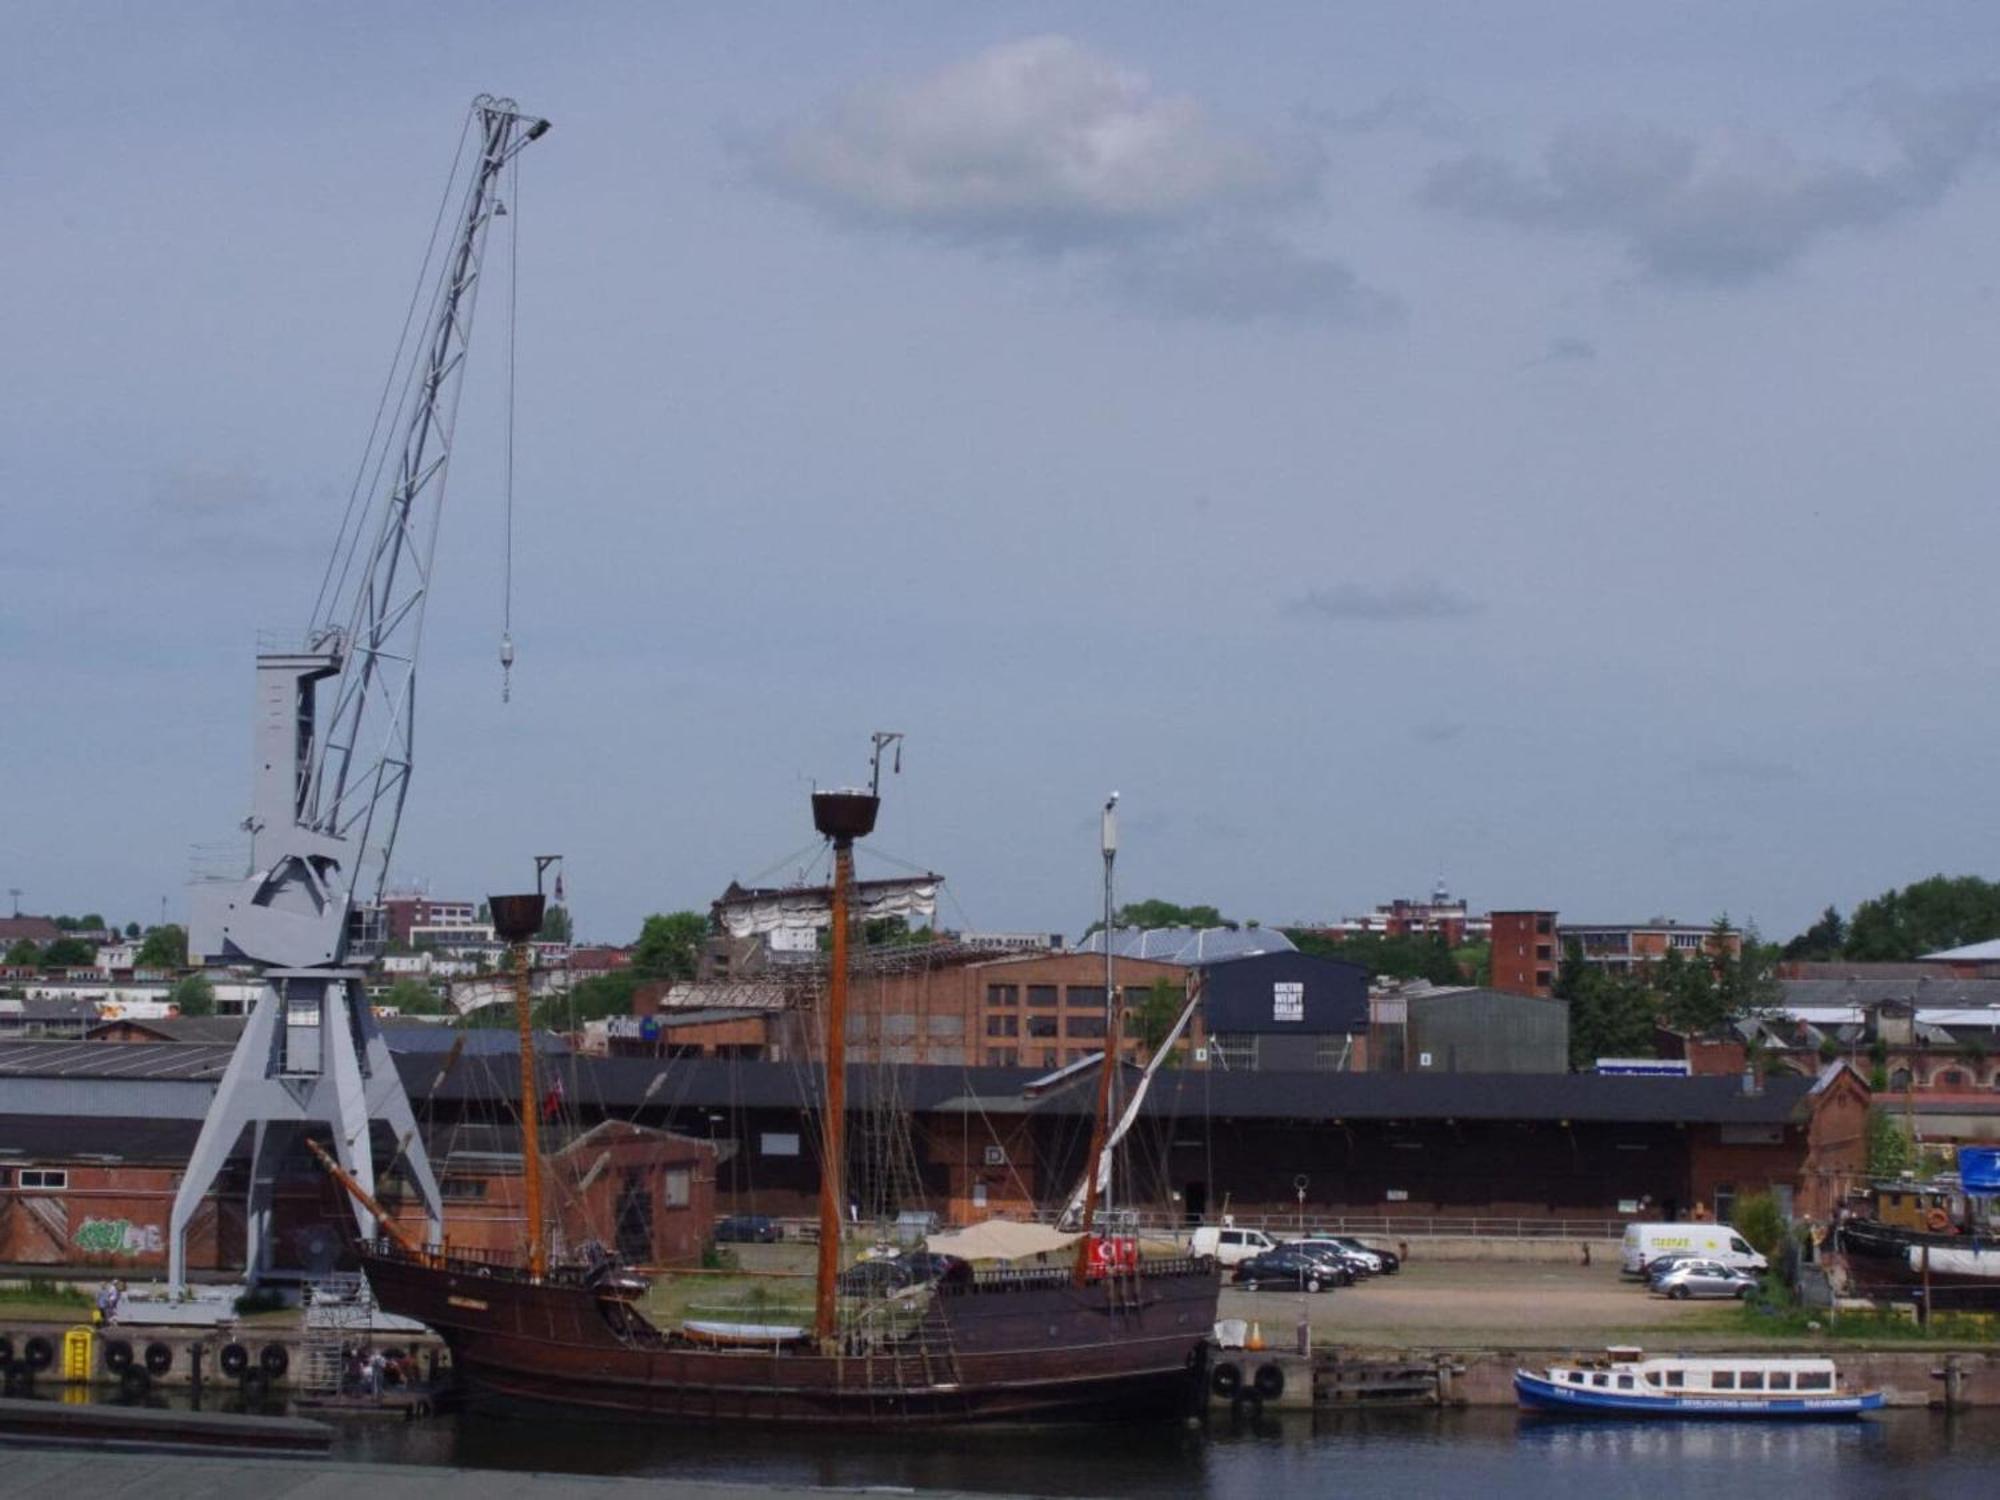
[1329,1236,1401,1274]
[1285,1238,1377,1278]
[713,1214,781,1244]
[1189,1225,1280,1267]
[1641,1250,1708,1281]
[1650,1258,1759,1300]
[1230,1247,1344,1293]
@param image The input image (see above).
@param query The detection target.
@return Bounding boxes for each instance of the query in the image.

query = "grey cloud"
[1102,233,1401,325]
[1692,754,1804,785]
[1288,578,1483,623]
[1314,89,1471,143]
[749,35,1323,254]
[151,466,277,515]
[1411,720,1467,744]
[1423,81,2000,284]
[1520,334,1597,369]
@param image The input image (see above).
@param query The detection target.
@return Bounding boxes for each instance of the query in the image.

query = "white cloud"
[1424,80,2000,284]
[751,35,1322,252]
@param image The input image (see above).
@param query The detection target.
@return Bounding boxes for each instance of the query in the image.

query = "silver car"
[1650,1257,1758,1300]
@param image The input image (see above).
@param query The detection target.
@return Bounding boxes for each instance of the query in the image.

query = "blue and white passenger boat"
[1515,1348,1882,1419]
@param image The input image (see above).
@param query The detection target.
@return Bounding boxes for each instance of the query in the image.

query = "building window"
[19,1168,66,1190]
[1066,985,1106,1010]
[1889,1068,1912,1091]
[439,1177,486,1201]
[985,1013,1019,1037]
[761,1132,801,1157]
[1067,1015,1106,1039]
[1027,1015,1058,1038]
[663,1168,691,1209]
[984,1047,1018,1066]
[1040,1049,1059,1068]
[1713,1183,1736,1225]
[986,984,1019,1008]
[1315,1035,1352,1071]
[1935,1069,1967,1089]
[1026,985,1058,1008]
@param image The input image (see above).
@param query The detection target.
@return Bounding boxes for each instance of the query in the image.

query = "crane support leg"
[166,971,444,1292]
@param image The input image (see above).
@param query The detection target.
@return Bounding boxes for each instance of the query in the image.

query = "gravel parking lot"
[1219,1258,1737,1349]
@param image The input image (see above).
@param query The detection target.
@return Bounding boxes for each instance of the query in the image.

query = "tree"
[1557,940,1659,1069]
[1781,905,1847,962]
[632,911,707,980]
[39,937,96,967]
[1867,1108,1914,1177]
[171,973,215,1017]
[1096,899,1234,935]
[4,939,40,966]
[537,904,574,943]
[1731,1190,1786,1256]
[136,924,187,968]
[1127,978,1187,1056]
[77,913,105,931]
[1843,875,2000,961]
[123,921,141,939]
[1285,928,1467,984]
[380,978,446,1016]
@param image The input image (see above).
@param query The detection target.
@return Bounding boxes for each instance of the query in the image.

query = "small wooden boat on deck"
[1515,1348,1882,1419]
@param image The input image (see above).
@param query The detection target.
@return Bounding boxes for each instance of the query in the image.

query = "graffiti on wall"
[73,1217,164,1257]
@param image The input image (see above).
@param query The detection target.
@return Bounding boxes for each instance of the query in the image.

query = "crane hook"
[500,632,515,703]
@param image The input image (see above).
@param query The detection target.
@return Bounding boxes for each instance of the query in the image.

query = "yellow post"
[62,1325,93,1382]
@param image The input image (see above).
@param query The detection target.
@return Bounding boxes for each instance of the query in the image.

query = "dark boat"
[344,778,1221,1425]
[1835,1150,2000,1307]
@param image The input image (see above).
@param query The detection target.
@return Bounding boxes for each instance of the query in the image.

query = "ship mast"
[811,786,880,1345]
[490,856,560,1280]
[1073,792,1121,1285]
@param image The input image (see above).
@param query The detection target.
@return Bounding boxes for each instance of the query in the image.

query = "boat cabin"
[1548,1354,1843,1396]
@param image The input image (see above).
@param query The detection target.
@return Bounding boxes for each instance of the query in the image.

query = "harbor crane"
[170,97,551,1289]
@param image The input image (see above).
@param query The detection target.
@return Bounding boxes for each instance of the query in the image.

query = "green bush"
[1732,1191,1787,1260]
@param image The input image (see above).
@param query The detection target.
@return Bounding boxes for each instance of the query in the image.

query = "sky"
[5,3,2000,946]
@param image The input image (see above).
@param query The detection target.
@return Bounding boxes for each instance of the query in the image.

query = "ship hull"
[360,1244,1219,1427]
[1837,1219,2000,1304]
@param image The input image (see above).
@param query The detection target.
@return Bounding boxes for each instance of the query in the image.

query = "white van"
[1621,1222,1769,1278]
[1188,1225,1278,1267]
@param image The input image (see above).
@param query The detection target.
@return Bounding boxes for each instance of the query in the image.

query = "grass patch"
[0,1278,90,1309]
[1716,1280,2000,1345]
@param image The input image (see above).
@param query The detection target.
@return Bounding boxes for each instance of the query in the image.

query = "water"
[328,1406,2000,1498]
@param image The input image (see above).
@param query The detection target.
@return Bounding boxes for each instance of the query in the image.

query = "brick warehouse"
[0,1038,1868,1274]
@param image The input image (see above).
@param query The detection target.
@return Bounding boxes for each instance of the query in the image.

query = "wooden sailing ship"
[343,784,1220,1424]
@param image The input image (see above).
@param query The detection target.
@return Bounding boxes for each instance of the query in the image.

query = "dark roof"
[0,918,63,945]
[1782,977,2000,1008]
[0,997,102,1021]
[0,1039,236,1081]
[0,1115,211,1163]
[85,1016,247,1044]
[1127,1069,1813,1124]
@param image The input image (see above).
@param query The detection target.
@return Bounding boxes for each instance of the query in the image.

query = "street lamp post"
[1295,1173,1310,1357]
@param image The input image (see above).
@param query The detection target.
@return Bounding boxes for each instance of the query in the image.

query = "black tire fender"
[259,1342,290,1378]
[22,1336,54,1372]
[102,1338,134,1373]
[1211,1360,1244,1398]
[1253,1363,1286,1400]
[219,1342,250,1378]
[144,1341,173,1376]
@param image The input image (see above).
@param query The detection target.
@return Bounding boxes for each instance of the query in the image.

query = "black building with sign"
[1198,951,1370,1071]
